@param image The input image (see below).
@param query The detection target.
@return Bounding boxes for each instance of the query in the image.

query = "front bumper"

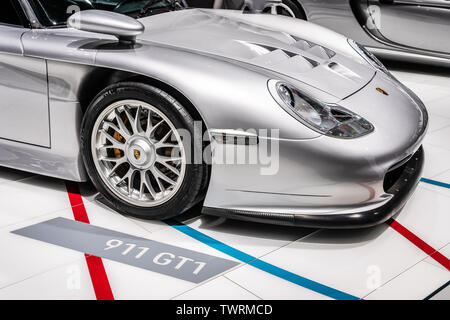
[203,146,424,228]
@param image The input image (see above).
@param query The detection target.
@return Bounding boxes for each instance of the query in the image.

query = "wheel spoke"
[100,155,124,162]
[147,119,164,138]
[160,130,173,143]
[114,109,131,138]
[156,159,180,176]
[134,105,144,134]
[145,109,153,135]
[115,168,132,186]
[103,121,122,137]
[154,130,178,149]
[107,158,127,178]
[123,106,138,135]
[272,5,278,14]
[157,155,182,163]
[152,167,177,186]
[149,167,165,192]
[156,154,183,179]
[139,171,146,199]
[141,170,157,200]
[128,170,137,196]
[98,144,124,152]
[155,143,179,149]
[100,129,125,147]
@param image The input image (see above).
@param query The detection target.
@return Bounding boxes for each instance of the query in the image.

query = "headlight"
[269,80,374,138]
[348,39,388,74]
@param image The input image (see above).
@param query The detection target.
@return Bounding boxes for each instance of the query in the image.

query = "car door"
[0,0,50,147]
[367,0,450,54]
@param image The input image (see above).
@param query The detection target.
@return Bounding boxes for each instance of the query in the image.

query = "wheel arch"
[78,67,206,127]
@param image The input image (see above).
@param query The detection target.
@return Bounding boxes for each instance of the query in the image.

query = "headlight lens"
[270,81,374,138]
[348,39,389,73]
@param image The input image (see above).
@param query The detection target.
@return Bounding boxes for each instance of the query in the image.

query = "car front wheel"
[81,82,206,219]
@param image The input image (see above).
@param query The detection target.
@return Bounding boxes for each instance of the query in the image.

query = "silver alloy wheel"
[91,99,186,207]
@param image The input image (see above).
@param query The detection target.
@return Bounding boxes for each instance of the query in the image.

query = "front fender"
[94,42,322,140]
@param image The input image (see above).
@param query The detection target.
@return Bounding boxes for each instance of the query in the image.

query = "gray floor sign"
[12,217,239,283]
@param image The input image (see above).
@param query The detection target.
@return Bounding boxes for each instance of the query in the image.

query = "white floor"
[0,64,449,300]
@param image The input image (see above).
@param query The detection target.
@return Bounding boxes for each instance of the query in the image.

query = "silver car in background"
[196,0,450,66]
[0,0,427,228]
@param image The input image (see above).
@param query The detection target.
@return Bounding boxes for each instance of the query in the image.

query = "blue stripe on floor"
[166,219,360,300]
[420,178,450,189]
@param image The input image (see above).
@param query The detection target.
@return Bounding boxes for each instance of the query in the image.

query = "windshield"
[27,0,183,27]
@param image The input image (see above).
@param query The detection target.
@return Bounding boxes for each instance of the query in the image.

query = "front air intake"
[383,152,416,193]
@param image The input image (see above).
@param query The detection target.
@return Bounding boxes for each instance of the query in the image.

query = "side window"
[0,0,26,27]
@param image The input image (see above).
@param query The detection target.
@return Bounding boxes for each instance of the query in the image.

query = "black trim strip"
[225,189,331,198]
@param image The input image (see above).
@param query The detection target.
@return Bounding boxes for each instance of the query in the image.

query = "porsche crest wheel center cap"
[126,137,155,169]
[134,149,141,160]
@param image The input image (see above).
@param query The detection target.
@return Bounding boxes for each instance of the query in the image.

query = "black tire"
[280,0,306,19]
[81,82,207,220]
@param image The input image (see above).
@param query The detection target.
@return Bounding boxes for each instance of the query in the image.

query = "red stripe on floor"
[84,254,115,300]
[65,181,115,300]
[387,218,450,271]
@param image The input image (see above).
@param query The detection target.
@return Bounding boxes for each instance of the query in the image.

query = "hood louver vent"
[290,36,336,60]
[232,20,335,61]
[244,42,319,72]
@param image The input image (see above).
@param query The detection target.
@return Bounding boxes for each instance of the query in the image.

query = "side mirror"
[68,10,144,45]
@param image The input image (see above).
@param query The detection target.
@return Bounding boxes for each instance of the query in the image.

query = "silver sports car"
[196,0,450,66]
[1,0,428,228]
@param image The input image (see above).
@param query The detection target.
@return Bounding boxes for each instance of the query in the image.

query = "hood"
[137,9,375,100]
